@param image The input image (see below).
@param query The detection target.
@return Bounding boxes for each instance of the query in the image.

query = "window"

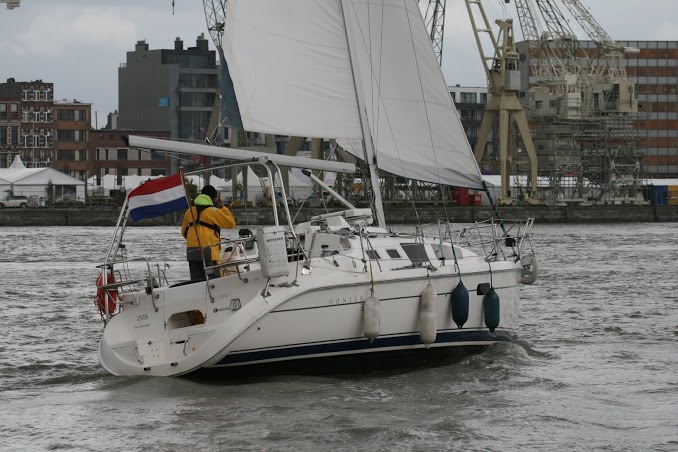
[57,130,75,141]
[78,130,87,141]
[78,110,87,121]
[0,126,6,145]
[366,250,379,259]
[77,150,87,161]
[117,148,128,160]
[57,110,75,121]
[33,111,40,122]
[460,92,478,103]
[400,243,428,263]
[386,249,401,258]
[10,126,18,145]
[57,150,75,161]
[151,169,166,177]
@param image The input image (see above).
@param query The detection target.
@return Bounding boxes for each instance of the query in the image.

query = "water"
[1,224,677,451]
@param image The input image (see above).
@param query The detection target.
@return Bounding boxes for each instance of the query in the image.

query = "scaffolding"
[509,0,649,205]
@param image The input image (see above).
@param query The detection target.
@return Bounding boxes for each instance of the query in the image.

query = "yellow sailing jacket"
[181,194,236,261]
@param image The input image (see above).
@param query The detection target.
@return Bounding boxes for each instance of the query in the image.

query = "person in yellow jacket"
[182,185,236,281]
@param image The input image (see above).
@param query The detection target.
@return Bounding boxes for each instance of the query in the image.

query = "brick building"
[0,78,54,168]
[618,40,678,178]
[52,100,91,181]
[517,40,678,179]
[90,130,172,186]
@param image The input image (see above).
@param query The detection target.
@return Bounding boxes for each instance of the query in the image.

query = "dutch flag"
[127,173,189,222]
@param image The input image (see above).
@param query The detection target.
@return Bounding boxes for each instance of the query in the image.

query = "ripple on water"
[1,224,677,451]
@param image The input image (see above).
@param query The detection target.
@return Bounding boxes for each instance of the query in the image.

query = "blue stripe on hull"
[214,328,516,367]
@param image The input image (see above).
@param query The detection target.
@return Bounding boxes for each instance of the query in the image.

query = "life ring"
[95,271,118,314]
[520,255,539,285]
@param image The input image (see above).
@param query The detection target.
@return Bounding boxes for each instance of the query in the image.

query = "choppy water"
[1,223,677,451]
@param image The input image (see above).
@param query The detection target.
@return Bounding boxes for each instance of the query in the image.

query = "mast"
[339,0,386,228]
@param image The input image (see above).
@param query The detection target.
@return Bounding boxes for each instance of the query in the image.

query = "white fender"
[520,254,539,285]
[419,283,437,348]
[363,296,380,342]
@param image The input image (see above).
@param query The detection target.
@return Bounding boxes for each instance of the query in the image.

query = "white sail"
[222,0,484,189]
[222,1,362,139]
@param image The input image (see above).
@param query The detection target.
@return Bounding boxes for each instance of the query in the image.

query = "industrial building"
[513,40,678,204]
[118,34,218,173]
[618,41,678,178]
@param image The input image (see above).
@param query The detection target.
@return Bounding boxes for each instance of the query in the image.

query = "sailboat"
[96,0,537,377]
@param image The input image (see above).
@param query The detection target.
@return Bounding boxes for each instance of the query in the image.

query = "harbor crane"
[511,0,642,203]
[465,0,539,204]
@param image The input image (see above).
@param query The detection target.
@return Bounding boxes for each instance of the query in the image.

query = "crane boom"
[420,0,447,66]
[558,0,617,49]
[202,0,226,52]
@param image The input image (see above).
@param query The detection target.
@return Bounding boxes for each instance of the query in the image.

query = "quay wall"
[1,205,677,227]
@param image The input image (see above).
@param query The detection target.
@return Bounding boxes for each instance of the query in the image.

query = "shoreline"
[1,204,677,226]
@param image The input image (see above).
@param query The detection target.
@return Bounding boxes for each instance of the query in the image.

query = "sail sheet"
[222,0,484,189]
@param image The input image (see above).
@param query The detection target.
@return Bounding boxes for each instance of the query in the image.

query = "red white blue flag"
[127,173,189,222]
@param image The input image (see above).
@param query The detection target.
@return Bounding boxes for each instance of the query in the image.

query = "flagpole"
[180,167,207,275]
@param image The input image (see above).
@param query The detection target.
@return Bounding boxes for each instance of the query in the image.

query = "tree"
[186,179,199,201]
[46,180,55,205]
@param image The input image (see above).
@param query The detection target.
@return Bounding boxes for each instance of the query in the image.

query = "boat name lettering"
[134,323,150,329]
[329,296,365,305]
[266,237,284,243]
[136,314,148,321]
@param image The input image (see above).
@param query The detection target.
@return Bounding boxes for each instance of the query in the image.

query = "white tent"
[219,167,311,203]
[0,157,85,203]
[87,170,312,203]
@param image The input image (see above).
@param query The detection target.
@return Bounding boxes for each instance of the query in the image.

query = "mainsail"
[222,0,484,190]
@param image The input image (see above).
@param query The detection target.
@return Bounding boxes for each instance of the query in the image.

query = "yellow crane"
[465,0,539,205]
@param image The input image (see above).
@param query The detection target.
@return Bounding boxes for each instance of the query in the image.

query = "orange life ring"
[95,271,118,314]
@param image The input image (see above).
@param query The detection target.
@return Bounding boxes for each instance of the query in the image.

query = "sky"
[1,0,677,126]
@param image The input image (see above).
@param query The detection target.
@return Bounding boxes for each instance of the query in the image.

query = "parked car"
[0,195,29,208]
[254,192,296,207]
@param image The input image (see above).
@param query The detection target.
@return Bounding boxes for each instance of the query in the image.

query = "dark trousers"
[188,259,218,281]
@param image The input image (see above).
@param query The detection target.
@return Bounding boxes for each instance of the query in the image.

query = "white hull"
[99,223,523,378]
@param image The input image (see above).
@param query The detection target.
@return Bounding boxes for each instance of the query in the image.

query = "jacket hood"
[194,194,214,206]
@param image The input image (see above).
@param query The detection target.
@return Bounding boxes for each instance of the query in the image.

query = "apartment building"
[0,78,54,168]
[52,100,91,181]
[449,85,494,173]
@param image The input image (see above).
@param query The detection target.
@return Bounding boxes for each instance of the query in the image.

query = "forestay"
[222,0,484,189]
